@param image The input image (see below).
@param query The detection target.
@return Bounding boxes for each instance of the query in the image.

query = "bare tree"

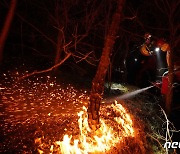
[164,1,178,115]
[88,0,125,130]
[18,0,105,71]
[0,0,17,63]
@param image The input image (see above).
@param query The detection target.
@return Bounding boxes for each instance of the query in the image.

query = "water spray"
[103,85,154,104]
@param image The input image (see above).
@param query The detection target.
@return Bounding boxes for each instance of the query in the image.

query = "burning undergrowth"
[34,102,146,154]
[0,71,164,153]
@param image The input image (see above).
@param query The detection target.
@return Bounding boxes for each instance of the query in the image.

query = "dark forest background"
[0,0,179,85]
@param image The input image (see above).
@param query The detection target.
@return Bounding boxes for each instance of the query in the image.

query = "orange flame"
[36,101,135,153]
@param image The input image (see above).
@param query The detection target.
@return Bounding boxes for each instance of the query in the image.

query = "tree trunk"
[165,0,177,115]
[165,50,173,115]
[165,42,174,115]
[54,30,63,70]
[88,0,125,130]
[0,0,17,63]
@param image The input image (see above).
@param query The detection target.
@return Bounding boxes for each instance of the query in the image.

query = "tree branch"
[19,53,71,80]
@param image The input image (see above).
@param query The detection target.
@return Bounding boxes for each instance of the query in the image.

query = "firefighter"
[154,61,180,110]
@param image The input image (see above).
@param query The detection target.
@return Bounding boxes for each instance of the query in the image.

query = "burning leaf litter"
[0,71,143,153]
[37,101,135,154]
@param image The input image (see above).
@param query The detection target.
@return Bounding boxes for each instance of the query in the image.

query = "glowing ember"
[0,71,89,153]
[0,70,136,153]
[36,101,135,154]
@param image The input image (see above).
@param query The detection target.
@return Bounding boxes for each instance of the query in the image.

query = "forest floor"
[0,67,179,153]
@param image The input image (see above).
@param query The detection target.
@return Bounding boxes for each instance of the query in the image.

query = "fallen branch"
[19,53,71,80]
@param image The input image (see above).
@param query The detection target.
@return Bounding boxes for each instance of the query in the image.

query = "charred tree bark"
[88,0,125,130]
[0,0,17,63]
